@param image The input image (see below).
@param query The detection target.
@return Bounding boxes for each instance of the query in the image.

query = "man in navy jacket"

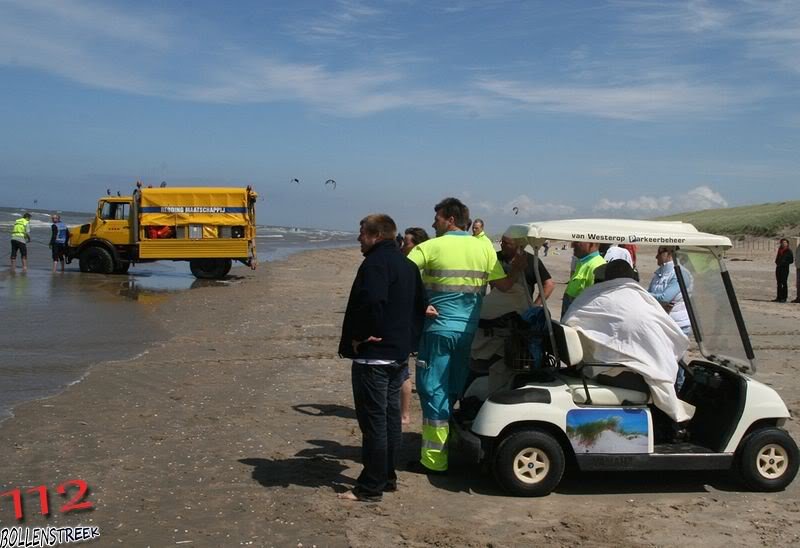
[338,214,426,502]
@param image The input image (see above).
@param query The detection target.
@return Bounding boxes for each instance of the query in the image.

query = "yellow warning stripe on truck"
[139,239,250,259]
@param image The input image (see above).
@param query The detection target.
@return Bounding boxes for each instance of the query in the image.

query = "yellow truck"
[67,186,258,279]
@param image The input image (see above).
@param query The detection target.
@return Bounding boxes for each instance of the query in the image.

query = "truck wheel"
[79,246,114,274]
[737,428,799,492]
[113,261,131,274]
[494,429,565,497]
[190,258,231,279]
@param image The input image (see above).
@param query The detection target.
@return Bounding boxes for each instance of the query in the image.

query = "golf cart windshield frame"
[674,247,756,372]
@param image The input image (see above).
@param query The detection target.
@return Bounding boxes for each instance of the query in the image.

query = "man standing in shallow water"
[337,214,426,502]
[49,214,70,273]
[10,212,31,272]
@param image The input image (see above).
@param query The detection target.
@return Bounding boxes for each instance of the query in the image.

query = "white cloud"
[594,195,672,212]
[620,0,730,35]
[621,0,800,76]
[0,0,171,94]
[676,185,728,210]
[594,185,728,213]
[475,77,756,121]
[0,0,497,116]
[5,0,171,47]
[0,0,784,120]
[466,194,576,221]
[289,0,388,44]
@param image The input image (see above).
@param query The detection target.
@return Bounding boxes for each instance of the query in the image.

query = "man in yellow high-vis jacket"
[561,241,605,320]
[407,199,521,473]
[10,212,32,272]
[471,218,494,252]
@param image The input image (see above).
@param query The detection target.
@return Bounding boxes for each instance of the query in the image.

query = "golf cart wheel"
[79,246,114,274]
[494,429,565,497]
[738,428,799,492]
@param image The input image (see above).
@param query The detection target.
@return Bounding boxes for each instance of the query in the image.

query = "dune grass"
[656,200,800,237]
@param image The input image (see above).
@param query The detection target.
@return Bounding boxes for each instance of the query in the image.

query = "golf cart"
[454,219,798,496]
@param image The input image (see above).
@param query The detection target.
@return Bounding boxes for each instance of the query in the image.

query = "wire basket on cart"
[500,312,553,370]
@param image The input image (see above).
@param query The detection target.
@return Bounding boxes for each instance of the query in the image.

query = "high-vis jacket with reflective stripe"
[408,231,506,333]
[420,418,449,471]
[11,218,29,242]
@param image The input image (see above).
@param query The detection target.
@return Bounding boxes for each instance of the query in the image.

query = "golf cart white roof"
[505,219,732,249]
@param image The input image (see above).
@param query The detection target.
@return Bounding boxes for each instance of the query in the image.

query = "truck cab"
[70,198,133,246]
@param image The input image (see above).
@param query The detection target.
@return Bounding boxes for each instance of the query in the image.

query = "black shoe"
[405,460,447,475]
[671,422,690,443]
[792,298,800,303]
[383,482,397,492]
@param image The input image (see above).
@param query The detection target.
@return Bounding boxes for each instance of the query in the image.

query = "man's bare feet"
[401,416,411,426]
[337,490,381,502]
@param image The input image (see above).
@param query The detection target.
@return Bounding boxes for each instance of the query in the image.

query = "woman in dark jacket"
[774,238,794,303]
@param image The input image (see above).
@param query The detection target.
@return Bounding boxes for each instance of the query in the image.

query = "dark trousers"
[351,361,404,498]
[776,265,790,301]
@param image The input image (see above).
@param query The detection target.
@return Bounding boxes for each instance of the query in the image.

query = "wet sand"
[0,218,355,423]
[1,245,799,547]
[0,265,167,422]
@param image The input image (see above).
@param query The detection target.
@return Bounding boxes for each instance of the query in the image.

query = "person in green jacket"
[471,218,494,252]
[10,212,32,272]
[561,241,606,320]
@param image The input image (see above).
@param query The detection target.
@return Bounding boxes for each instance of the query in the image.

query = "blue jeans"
[351,361,404,498]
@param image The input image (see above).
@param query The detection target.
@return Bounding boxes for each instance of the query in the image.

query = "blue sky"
[0,0,798,231]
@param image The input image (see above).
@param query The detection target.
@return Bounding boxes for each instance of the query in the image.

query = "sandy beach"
[2,244,799,547]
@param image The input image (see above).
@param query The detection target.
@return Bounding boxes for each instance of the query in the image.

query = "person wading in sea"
[10,212,32,272]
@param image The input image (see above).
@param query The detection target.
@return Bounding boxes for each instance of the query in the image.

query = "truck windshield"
[676,248,753,370]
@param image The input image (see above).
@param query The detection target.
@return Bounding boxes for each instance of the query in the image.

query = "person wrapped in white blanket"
[562,259,695,424]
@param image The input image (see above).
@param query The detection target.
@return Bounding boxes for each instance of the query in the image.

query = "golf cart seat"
[550,321,651,406]
[549,320,583,366]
